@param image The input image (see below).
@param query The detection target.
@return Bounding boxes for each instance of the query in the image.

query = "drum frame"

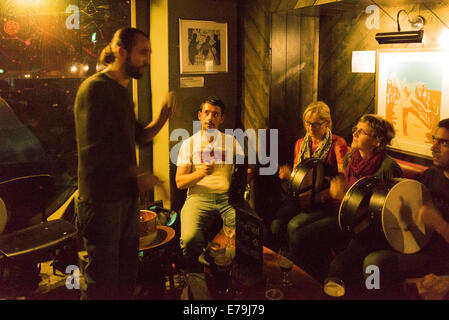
[287,158,325,206]
[339,177,433,253]
[338,177,383,244]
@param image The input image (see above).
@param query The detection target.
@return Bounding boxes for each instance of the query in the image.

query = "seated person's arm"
[416,273,449,300]
[311,173,347,205]
[418,200,449,244]
[313,137,348,203]
[281,138,301,180]
[278,164,292,180]
[175,163,214,190]
[328,173,347,201]
[335,137,349,174]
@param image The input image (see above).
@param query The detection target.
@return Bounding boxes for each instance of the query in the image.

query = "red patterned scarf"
[345,149,386,186]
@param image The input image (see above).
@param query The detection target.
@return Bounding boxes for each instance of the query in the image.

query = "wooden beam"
[295,0,344,9]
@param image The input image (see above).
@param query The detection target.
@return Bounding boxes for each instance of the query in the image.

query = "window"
[0,1,131,218]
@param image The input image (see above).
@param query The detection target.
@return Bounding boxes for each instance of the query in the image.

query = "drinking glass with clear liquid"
[223,225,235,247]
[278,247,293,287]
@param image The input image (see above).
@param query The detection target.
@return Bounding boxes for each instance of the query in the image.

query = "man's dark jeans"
[77,196,139,299]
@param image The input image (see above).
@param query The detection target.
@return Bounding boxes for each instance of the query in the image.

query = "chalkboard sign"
[235,204,263,280]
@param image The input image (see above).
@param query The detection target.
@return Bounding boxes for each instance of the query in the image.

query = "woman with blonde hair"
[271,101,348,250]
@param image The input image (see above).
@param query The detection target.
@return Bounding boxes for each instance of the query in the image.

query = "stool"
[137,225,177,299]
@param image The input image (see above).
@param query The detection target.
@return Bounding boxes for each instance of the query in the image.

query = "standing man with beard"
[74,28,176,299]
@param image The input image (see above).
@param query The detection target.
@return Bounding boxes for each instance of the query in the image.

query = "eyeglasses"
[352,126,374,137]
[305,121,326,129]
[432,136,449,148]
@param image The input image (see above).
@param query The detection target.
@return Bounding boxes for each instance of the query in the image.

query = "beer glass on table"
[323,277,345,297]
[223,224,236,260]
[223,225,235,248]
[278,247,293,287]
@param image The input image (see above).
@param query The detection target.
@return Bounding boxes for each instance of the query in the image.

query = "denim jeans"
[270,198,301,249]
[329,237,449,289]
[289,215,348,282]
[180,193,235,273]
[76,196,139,299]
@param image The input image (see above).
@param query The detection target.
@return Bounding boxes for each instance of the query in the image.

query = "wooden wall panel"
[271,11,319,164]
[319,9,377,142]
[241,0,272,132]
[318,1,449,148]
[239,0,449,229]
[165,0,239,213]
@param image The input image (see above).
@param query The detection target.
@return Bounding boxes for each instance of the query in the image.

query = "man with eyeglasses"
[418,119,449,244]
[408,118,449,299]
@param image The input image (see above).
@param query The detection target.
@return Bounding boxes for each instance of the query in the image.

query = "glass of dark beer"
[278,247,293,287]
[213,250,233,296]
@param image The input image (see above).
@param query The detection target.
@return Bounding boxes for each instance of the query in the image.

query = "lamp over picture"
[376,9,425,44]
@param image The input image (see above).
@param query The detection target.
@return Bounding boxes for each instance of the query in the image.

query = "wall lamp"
[376,9,426,44]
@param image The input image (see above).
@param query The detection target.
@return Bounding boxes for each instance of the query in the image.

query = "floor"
[0,257,186,300]
[0,252,419,300]
[0,260,83,300]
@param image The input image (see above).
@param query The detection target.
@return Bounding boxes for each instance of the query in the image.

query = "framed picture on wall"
[179,19,228,74]
[376,49,449,158]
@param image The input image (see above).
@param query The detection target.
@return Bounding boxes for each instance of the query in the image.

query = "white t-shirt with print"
[177,131,245,194]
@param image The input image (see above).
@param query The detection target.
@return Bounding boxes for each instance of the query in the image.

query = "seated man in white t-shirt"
[176,96,244,274]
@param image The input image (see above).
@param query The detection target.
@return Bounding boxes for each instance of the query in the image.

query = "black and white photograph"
[179,19,227,74]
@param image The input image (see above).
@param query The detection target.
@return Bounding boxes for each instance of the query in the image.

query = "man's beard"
[125,56,145,79]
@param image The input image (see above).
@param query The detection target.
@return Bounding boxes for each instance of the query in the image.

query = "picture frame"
[179,19,228,74]
[376,49,449,158]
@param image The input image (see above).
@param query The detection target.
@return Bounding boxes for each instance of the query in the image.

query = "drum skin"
[288,158,325,199]
[370,178,433,254]
[339,177,433,254]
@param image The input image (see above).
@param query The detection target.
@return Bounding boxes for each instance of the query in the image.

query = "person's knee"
[271,219,281,236]
[180,231,204,257]
[275,201,299,223]
[363,251,391,272]
[287,215,307,242]
[287,218,299,235]
[287,212,314,234]
[363,253,380,272]
[364,250,396,275]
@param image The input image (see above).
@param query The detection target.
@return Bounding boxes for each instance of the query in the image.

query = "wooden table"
[210,230,325,300]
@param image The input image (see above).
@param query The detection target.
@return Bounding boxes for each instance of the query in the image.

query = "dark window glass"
[0,1,131,219]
